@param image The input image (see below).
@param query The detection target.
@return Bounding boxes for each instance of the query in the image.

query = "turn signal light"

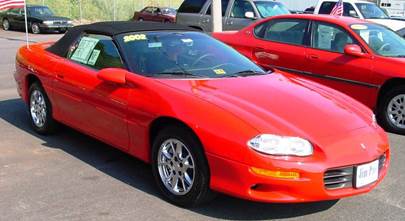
[250,167,300,179]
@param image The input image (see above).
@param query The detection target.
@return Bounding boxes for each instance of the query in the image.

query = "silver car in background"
[176,0,290,32]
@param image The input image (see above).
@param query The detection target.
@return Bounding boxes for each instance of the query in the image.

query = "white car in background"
[314,0,405,37]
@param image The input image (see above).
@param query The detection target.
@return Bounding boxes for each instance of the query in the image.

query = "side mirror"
[344,44,365,57]
[97,68,128,84]
[245,11,256,19]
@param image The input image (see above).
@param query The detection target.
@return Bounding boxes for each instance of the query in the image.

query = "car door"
[305,21,376,107]
[6,9,20,28]
[15,8,27,29]
[251,18,311,73]
[53,34,130,150]
[225,0,257,30]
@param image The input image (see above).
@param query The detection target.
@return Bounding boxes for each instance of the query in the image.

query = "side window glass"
[343,3,358,17]
[67,34,124,70]
[263,19,309,45]
[319,2,335,14]
[312,22,354,53]
[231,0,255,18]
[254,22,268,38]
[178,0,206,13]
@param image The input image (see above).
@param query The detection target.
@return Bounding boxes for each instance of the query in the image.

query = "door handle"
[307,54,319,60]
[201,19,210,23]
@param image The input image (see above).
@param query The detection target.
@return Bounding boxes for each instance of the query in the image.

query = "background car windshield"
[352,24,405,57]
[117,32,265,78]
[355,3,389,19]
[29,7,54,17]
[254,1,290,18]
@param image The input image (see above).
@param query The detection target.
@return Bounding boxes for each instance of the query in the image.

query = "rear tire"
[2,19,10,31]
[377,86,405,135]
[28,82,57,135]
[151,126,215,207]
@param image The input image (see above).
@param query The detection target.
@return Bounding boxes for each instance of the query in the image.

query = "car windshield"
[117,32,267,78]
[351,24,405,57]
[162,8,176,15]
[28,6,54,17]
[254,1,290,18]
[355,3,389,19]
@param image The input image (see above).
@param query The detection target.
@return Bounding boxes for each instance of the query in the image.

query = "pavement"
[0,29,405,221]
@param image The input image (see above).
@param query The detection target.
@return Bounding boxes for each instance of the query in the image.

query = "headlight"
[247,134,313,157]
[43,21,53,25]
[67,20,73,24]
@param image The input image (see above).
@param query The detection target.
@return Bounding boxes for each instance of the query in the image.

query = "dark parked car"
[1,5,73,34]
[133,6,176,23]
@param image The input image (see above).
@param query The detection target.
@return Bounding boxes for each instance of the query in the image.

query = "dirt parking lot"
[0,29,405,221]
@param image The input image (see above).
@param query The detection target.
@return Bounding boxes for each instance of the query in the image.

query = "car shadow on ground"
[0,98,338,220]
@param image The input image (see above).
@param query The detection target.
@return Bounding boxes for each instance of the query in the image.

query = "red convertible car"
[213,14,405,135]
[14,21,389,207]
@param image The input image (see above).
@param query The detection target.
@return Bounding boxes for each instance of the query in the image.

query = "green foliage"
[26,0,184,22]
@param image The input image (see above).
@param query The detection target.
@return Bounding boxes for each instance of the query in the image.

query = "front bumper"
[39,23,73,30]
[207,150,389,203]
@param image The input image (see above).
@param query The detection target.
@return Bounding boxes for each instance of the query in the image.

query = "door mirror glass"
[344,44,365,57]
[245,11,255,19]
[97,68,128,84]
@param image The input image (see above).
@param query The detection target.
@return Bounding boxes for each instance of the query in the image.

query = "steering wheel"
[378,43,391,52]
[191,53,216,67]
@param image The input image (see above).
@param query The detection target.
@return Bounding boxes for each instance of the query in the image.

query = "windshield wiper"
[153,71,206,78]
[226,70,270,78]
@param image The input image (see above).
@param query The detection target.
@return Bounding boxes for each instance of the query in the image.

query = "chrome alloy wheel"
[31,23,40,34]
[30,90,47,128]
[3,19,9,30]
[387,94,405,129]
[157,138,195,195]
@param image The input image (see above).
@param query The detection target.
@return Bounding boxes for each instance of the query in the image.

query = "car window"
[312,22,355,53]
[255,19,309,45]
[231,0,255,18]
[355,3,389,19]
[178,0,206,13]
[28,6,54,17]
[254,1,290,18]
[205,0,230,16]
[67,34,124,70]
[144,7,152,13]
[319,2,358,17]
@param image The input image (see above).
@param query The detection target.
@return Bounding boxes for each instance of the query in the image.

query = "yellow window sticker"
[123,34,147,42]
[351,24,368,30]
[213,69,226,75]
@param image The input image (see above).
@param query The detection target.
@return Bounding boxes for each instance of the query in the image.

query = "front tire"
[2,19,10,31]
[28,82,57,134]
[378,86,405,134]
[31,23,41,34]
[151,126,215,207]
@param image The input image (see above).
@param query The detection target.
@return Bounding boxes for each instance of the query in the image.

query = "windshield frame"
[115,31,267,79]
[254,1,290,18]
[355,3,389,19]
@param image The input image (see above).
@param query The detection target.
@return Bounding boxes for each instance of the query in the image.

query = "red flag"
[330,0,344,16]
[0,0,25,10]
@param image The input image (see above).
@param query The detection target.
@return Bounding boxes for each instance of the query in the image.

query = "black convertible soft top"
[47,21,197,57]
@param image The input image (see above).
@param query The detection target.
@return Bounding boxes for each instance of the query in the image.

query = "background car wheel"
[378,86,405,134]
[31,23,41,34]
[28,82,57,134]
[138,18,144,22]
[164,19,170,23]
[2,19,10,31]
[151,126,215,207]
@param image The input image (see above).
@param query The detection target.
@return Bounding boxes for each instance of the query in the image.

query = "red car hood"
[157,73,374,140]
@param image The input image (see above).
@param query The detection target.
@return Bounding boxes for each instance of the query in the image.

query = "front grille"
[324,167,354,190]
[324,153,387,190]
[53,21,67,25]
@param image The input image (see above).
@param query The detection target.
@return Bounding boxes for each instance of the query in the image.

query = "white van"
[380,0,405,18]
[314,0,405,36]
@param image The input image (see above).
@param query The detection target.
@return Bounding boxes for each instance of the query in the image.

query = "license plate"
[355,160,379,188]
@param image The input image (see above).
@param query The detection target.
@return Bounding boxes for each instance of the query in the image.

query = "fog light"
[250,167,300,179]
